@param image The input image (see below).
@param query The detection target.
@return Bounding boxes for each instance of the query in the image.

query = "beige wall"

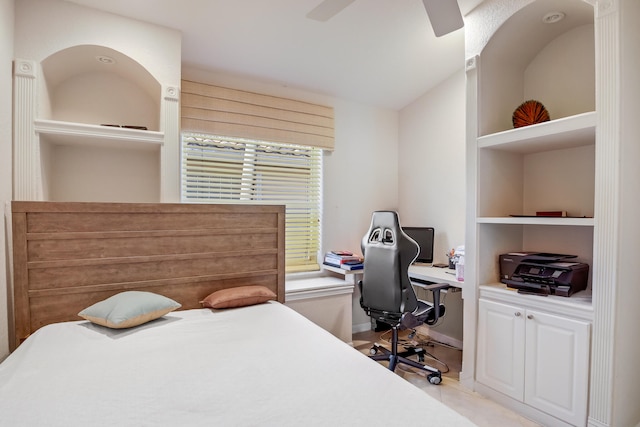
[397,70,467,343]
[398,70,466,262]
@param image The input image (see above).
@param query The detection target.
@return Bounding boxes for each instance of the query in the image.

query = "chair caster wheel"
[369,347,378,356]
[428,373,442,385]
[418,354,425,362]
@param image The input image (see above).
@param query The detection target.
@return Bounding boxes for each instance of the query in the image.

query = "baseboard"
[416,325,463,349]
[352,322,371,334]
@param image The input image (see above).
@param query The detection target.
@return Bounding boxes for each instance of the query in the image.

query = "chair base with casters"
[363,291,448,385]
[369,326,443,385]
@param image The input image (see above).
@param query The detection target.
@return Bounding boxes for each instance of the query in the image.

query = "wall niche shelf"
[35,119,163,151]
[477,111,596,153]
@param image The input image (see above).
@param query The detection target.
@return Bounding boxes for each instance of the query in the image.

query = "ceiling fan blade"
[422,0,464,37]
[306,0,356,22]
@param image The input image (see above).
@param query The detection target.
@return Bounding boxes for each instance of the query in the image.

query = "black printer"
[499,252,589,297]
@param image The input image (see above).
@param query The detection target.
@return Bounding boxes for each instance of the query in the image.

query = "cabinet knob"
[527,314,534,320]
[515,312,521,317]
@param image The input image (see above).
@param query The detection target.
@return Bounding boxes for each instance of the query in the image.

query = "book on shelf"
[536,210,567,217]
[323,252,363,266]
[329,250,353,256]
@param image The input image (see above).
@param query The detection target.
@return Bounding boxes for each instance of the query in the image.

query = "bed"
[1,201,475,426]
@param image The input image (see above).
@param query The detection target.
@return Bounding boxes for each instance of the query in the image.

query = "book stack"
[323,251,364,270]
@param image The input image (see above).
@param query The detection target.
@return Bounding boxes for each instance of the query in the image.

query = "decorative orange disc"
[512,100,550,128]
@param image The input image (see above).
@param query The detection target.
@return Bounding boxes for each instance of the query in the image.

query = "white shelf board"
[477,111,596,154]
[477,216,594,226]
[35,119,164,151]
[479,282,593,320]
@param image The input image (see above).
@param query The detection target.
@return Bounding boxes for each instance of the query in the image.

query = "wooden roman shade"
[181,80,334,150]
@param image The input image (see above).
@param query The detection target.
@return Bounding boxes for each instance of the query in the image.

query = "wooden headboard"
[11,201,285,350]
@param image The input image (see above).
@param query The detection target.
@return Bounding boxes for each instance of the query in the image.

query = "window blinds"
[182,134,322,272]
[181,80,334,150]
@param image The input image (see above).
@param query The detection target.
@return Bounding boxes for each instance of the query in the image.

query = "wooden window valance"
[181,80,334,150]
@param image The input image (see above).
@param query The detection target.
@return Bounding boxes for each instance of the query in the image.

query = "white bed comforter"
[0,302,475,426]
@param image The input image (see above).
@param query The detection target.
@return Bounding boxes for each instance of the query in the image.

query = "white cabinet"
[477,298,525,400]
[477,297,590,426]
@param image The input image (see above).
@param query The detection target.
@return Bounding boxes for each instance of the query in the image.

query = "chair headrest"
[359,210,419,316]
[362,211,416,258]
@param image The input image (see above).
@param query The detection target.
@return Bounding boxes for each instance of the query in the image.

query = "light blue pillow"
[78,291,181,329]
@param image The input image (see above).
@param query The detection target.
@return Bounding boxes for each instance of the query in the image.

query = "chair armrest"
[411,280,451,291]
[416,282,450,291]
[414,282,449,325]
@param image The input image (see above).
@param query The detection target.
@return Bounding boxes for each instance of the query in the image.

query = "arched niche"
[478,0,594,135]
[41,45,161,131]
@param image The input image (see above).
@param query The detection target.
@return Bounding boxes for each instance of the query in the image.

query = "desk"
[323,263,464,344]
[324,263,464,289]
[409,264,464,289]
[409,264,464,349]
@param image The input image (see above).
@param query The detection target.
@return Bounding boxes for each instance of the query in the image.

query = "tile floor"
[352,329,541,427]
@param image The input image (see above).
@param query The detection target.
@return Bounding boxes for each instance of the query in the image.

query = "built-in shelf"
[35,119,164,151]
[477,111,596,154]
[479,282,593,318]
[467,1,601,423]
[477,216,594,226]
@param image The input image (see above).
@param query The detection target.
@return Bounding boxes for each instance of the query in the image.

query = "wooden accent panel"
[11,202,286,350]
[27,231,278,261]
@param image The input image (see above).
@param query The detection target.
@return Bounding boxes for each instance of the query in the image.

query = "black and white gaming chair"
[358,211,448,385]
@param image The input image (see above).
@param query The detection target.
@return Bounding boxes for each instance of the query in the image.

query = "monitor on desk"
[402,227,435,264]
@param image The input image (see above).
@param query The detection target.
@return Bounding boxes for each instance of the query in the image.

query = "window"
[181,133,322,272]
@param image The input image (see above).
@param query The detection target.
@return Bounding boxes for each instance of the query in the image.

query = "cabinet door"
[477,299,526,400]
[524,309,590,426]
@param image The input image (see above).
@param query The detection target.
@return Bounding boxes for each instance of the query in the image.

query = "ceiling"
[65,0,483,110]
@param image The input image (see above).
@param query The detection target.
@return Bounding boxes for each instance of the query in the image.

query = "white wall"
[0,0,14,360]
[48,145,160,203]
[398,70,466,263]
[397,69,467,344]
[326,98,399,330]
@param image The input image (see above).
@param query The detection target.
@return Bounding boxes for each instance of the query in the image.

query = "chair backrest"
[360,211,419,317]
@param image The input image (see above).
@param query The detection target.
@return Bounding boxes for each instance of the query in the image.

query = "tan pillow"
[201,286,277,309]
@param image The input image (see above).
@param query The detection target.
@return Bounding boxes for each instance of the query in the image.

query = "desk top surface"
[409,264,464,289]
[323,263,464,289]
